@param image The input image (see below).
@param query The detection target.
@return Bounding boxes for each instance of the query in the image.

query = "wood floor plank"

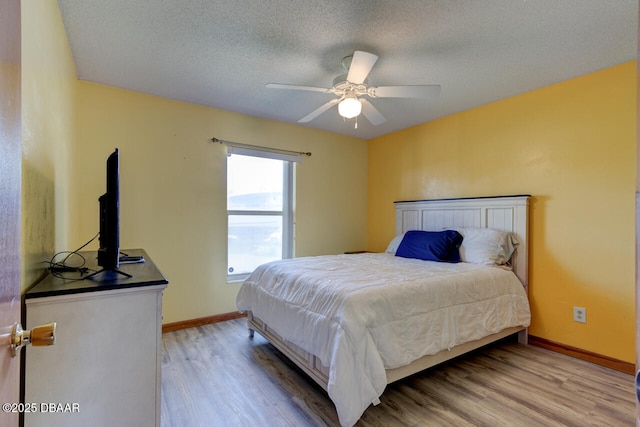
[161,319,635,427]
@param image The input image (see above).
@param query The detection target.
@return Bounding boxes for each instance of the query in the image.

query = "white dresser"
[24,249,167,427]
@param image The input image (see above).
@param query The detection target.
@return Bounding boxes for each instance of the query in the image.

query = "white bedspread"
[236,253,530,427]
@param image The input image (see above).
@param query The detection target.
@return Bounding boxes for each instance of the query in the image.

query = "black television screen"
[97,148,120,270]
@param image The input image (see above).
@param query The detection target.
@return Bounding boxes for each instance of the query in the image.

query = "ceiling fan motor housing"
[332,75,369,98]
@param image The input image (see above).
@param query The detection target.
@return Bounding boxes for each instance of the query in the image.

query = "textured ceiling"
[57,0,637,140]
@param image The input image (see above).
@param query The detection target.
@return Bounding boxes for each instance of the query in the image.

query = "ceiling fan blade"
[298,98,340,123]
[346,51,378,84]
[360,99,386,126]
[266,83,331,93]
[370,85,441,99]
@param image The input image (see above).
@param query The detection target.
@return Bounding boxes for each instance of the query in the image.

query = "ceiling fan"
[266,51,441,127]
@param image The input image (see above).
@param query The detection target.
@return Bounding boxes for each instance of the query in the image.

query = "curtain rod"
[210,137,312,157]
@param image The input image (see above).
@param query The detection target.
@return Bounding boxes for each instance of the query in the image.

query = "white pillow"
[454,227,518,265]
[385,233,405,254]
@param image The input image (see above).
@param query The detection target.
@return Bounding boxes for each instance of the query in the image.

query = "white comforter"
[236,253,530,426]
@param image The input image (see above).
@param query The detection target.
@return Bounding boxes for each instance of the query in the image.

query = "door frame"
[0,0,23,426]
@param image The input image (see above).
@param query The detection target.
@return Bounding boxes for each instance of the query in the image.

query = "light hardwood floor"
[161,319,635,426]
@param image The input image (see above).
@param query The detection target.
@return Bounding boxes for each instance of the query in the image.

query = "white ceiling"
[57,0,638,140]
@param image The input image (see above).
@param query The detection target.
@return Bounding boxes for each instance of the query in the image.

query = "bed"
[236,195,531,426]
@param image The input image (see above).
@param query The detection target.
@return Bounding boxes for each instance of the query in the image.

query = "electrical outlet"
[573,306,586,323]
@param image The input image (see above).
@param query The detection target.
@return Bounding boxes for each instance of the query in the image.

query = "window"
[227,148,294,281]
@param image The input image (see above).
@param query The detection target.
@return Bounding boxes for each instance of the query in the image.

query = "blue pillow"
[395,230,463,263]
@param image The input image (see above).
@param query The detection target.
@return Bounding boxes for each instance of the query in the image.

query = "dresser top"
[26,248,168,299]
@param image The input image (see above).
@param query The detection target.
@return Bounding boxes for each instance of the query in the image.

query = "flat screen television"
[97,148,120,270]
[89,148,131,279]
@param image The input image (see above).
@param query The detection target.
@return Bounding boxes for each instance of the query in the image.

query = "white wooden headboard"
[394,195,530,288]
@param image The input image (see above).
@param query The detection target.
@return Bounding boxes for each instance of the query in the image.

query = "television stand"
[24,248,167,427]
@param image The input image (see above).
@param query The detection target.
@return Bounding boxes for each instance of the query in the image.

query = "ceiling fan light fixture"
[338,96,362,119]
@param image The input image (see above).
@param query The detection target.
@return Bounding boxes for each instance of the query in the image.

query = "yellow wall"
[21,0,77,290]
[368,62,636,363]
[73,82,367,323]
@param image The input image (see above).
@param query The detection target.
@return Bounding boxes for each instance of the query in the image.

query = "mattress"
[236,252,531,426]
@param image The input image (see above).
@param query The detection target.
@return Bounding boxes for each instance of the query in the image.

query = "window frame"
[226,148,295,282]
